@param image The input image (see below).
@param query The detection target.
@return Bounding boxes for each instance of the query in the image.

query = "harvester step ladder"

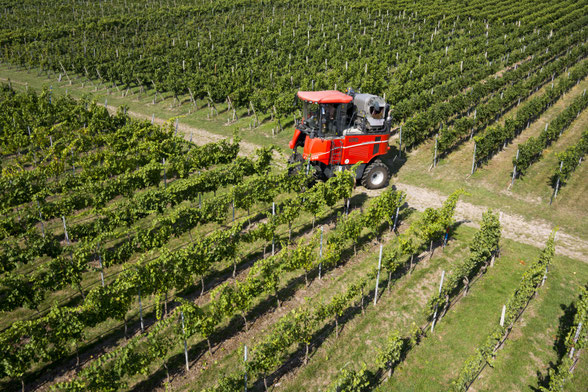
[330,139,343,165]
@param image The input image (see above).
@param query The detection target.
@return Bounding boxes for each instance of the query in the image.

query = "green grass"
[378,241,587,392]
[473,256,588,392]
[568,355,588,392]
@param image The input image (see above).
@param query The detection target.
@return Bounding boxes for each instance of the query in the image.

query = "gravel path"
[392,183,588,262]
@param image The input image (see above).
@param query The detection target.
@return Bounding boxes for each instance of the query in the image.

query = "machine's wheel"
[287,152,304,176]
[361,161,390,189]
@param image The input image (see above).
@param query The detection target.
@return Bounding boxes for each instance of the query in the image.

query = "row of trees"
[551,128,588,192]
[0,147,272,308]
[2,0,579,136]
[0,167,356,388]
[436,29,587,156]
[539,286,587,391]
[50,172,387,391]
[323,208,500,392]
[449,230,557,391]
[473,60,588,168]
[514,91,588,177]
[0,137,241,271]
[203,190,464,391]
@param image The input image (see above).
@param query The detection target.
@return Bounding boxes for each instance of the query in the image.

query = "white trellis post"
[511,149,519,188]
[392,195,404,232]
[180,311,189,371]
[374,245,383,306]
[569,322,583,358]
[471,142,477,175]
[97,246,105,287]
[394,126,402,159]
[541,266,548,287]
[62,216,70,245]
[500,305,506,327]
[431,270,445,333]
[138,287,144,332]
[552,161,564,203]
[244,345,248,391]
[434,134,438,167]
[318,226,324,279]
[272,202,276,255]
[37,200,45,237]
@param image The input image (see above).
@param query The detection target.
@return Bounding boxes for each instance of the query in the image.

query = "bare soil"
[383,183,588,262]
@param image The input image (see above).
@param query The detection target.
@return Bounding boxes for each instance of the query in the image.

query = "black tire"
[361,161,390,189]
[287,152,304,176]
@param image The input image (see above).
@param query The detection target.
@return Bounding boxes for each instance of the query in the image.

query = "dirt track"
[392,183,588,262]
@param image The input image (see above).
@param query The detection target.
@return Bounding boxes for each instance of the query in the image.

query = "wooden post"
[374,245,383,306]
[58,61,72,85]
[249,101,258,126]
[187,87,197,109]
[431,270,445,333]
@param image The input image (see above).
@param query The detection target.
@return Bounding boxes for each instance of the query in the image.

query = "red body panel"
[301,132,390,165]
[289,129,302,150]
[296,90,353,104]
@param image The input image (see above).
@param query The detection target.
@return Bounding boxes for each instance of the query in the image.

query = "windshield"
[299,101,348,137]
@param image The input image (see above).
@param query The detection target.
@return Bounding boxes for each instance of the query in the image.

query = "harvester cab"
[289,89,392,189]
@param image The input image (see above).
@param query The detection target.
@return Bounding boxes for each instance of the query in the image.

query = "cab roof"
[296,90,353,104]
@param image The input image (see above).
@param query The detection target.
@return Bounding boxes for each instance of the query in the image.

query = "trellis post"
[431,270,445,332]
[374,245,383,306]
